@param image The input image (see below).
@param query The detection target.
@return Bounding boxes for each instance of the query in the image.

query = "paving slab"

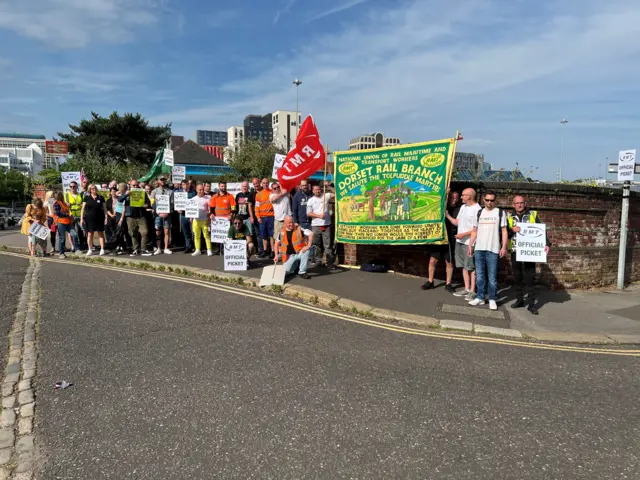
[440,319,473,332]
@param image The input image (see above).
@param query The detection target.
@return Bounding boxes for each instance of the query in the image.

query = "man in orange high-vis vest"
[255,177,275,258]
[274,215,314,280]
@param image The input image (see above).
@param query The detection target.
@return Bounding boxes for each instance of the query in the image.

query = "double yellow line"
[2,250,640,357]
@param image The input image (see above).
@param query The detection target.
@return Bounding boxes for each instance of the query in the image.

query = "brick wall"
[339,182,640,289]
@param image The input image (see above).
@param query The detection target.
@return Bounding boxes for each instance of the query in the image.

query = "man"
[274,215,314,280]
[293,180,312,230]
[445,188,481,301]
[249,178,264,256]
[235,181,255,235]
[208,181,236,254]
[270,182,292,246]
[118,179,153,256]
[64,181,85,252]
[307,184,336,270]
[255,178,275,258]
[467,191,507,311]
[507,195,551,315]
[151,176,174,255]
[176,179,196,253]
[108,180,118,190]
[422,191,461,292]
[227,215,255,267]
[204,182,213,197]
[251,177,260,192]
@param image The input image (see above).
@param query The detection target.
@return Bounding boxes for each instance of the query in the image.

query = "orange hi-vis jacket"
[53,201,72,225]
[255,189,274,219]
[280,225,307,262]
[209,193,236,219]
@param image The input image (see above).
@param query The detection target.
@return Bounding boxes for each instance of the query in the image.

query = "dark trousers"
[253,219,264,254]
[47,217,55,249]
[511,253,536,302]
[180,215,193,251]
[73,217,87,250]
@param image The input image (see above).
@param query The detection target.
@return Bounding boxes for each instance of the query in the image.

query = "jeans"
[126,217,149,252]
[285,249,310,275]
[252,219,264,254]
[73,217,87,250]
[311,225,334,266]
[474,250,499,301]
[511,253,536,302]
[180,214,193,250]
[56,223,79,255]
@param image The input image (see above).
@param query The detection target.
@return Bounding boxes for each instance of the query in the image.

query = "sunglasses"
[485,198,496,202]
[233,222,242,225]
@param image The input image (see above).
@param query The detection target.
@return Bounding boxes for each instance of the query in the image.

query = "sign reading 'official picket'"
[515,223,547,263]
[618,149,636,181]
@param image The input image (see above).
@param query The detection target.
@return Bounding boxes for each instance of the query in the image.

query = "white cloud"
[0,0,162,48]
[307,0,372,22]
[207,9,240,28]
[273,0,298,24]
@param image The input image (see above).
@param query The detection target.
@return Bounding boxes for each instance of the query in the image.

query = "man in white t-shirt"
[445,188,481,301]
[269,181,292,242]
[306,184,335,270]
[467,191,507,310]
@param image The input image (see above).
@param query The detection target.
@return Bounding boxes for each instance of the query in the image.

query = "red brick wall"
[339,182,640,289]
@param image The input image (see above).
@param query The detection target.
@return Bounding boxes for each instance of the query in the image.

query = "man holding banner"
[151,176,174,255]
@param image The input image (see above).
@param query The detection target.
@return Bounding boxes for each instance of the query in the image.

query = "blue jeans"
[180,214,193,250]
[253,219,264,254]
[474,250,499,301]
[285,249,310,275]
[56,223,79,254]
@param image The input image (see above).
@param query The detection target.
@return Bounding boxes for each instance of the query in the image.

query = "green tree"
[57,111,171,166]
[227,140,285,180]
[0,169,31,201]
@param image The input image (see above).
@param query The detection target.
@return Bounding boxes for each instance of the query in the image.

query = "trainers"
[489,300,498,310]
[164,248,172,254]
[464,292,476,301]
[59,253,66,259]
[141,250,153,256]
[511,298,525,308]
[99,249,105,256]
[192,250,202,256]
[527,304,539,315]
[444,283,456,293]
[86,249,93,256]
[453,289,469,297]
[421,280,435,290]
[468,298,486,306]
[207,250,214,256]
[129,250,139,257]
[299,273,311,279]
[153,247,161,255]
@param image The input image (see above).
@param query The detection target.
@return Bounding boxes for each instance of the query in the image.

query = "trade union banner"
[334,139,455,245]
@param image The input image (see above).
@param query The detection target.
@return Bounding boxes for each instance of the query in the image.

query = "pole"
[296,87,299,139]
[617,181,631,290]
[559,118,568,182]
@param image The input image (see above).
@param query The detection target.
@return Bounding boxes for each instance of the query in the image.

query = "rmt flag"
[277,116,325,190]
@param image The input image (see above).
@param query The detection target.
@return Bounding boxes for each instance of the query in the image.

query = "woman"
[115,182,132,253]
[105,186,118,243]
[44,190,58,253]
[192,183,213,256]
[80,184,107,256]
[53,192,79,259]
[22,199,48,256]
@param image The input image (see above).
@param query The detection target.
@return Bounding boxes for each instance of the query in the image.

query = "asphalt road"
[0,255,639,479]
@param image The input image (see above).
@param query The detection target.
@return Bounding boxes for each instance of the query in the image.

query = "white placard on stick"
[272,153,286,179]
[515,223,547,263]
[61,171,81,193]
[155,194,171,214]
[618,149,636,181]
[210,217,230,243]
[28,222,50,240]
[226,182,242,197]
[172,166,186,183]
[224,240,247,271]
[174,192,189,211]
[184,198,199,219]
[164,148,174,167]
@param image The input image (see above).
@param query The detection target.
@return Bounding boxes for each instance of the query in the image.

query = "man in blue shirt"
[292,180,312,230]
[175,179,197,253]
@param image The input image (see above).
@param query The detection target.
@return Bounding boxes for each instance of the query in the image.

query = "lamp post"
[559,118,568,181]
[293,78,302,138]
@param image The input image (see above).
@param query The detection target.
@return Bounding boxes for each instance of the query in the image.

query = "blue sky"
[1,0,640,181]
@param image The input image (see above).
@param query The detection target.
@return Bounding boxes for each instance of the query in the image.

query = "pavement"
[0,255,28,374]
[2,227,640,343]
[1,256,637,479]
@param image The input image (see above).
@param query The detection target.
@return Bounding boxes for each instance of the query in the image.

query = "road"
[1,253,639,479]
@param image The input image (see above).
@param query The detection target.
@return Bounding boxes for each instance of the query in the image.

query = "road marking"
[2,251,640,357]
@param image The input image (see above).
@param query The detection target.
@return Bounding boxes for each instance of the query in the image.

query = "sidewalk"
[2,228,640,343]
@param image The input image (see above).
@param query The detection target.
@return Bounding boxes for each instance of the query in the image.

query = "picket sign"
[174,192,189,210]
[155,194,171,214]
[515,223,547,263]
[29,222,50,240]
[172,166,186,183]
[164,148,174,167]
[61,172,81,193]
[224,240,247,271]
[184,198,199,219]
[210,218,230,243]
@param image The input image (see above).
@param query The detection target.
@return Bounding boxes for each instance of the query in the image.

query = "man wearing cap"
[151,176,174,255]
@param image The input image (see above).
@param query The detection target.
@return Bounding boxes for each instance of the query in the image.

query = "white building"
[0,144,44,175]
[0,133,56,169]
[272,110,301,152]
[227,126,244,149]
[349,133,401,150]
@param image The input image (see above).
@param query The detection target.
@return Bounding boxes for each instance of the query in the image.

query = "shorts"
[154,215,172,230]
[274,219,284,240]
[242,218,254,235]
[425,245,450,262]
[259,216,274,240]
[455,242,475,271]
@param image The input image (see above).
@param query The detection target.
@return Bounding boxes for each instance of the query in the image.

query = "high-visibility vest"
[53,201,72,225]
[507,209,539,251]
[280,226,307,262]
[255,189,274,218]
[65,192,83,217]
[210,193,236,219]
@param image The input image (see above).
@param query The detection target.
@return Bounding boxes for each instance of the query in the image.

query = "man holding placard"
[507,195,551,315]
[151,176,174,255]
[118,179,153,256]
[175,179,196,254]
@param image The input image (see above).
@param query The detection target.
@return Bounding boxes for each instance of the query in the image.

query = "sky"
[1,0,640,181]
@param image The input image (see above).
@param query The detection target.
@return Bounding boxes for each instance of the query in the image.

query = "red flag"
[457,133,464,141]
[80,168,87,184]
[277,116,325,190]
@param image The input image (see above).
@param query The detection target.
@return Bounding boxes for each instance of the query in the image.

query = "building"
[170,135,185,149]
[272,110,301,151]
[195,130,228,146]
[244,114,273,143]
[227,126,244,149]
[0,144,44,175]
[349,133,401,150]
[454,152,484,172]
[201,145,225,161]
[0,132,56,169]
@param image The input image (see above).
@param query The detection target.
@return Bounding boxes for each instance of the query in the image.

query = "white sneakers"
[164,248,172,255]
[489,300,498,311]
[86,249,93,256]
[192,250,201,256]
[99,249,105,256]
[153,247,161,255]
[207,250,214,256]
[468,298,499,311]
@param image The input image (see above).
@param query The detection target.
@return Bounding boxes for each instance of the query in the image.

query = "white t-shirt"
[193,196,210,220]
[306,194,331,227]
[473,208,507,254]
[270,193,292,221]
[456,203,482,245]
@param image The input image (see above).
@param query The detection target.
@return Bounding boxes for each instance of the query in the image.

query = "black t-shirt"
[446,204,461,240]
[83,195,105,220]
[286,230,296,256]
[235,192,254,220]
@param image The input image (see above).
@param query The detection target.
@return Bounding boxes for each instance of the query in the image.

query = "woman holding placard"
[22,199,48,256]
[80,184,107,256]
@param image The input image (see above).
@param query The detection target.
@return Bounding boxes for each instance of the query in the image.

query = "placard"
[61,172,81,193]
[164,148,174,167]
[227,182,242,197]
[28,222,50,240]
[172,166,185,183]
[98,190,111,202]
[224,240,247,271]
[515,223,547,263]
[618,149,636,181]
[210,218,230,243]
[174,192,189,211]
[129,189,145,208]
[156,194,171,214]
[184,198,199,219]
[272,153,286,179]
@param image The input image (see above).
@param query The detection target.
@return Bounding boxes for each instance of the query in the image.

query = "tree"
[227,140,286,180]
[57,111,171,166]
[0,169,30,201]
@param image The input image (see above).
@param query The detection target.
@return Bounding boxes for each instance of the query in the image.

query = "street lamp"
[293,78,302,138]
[559,118,568,182]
